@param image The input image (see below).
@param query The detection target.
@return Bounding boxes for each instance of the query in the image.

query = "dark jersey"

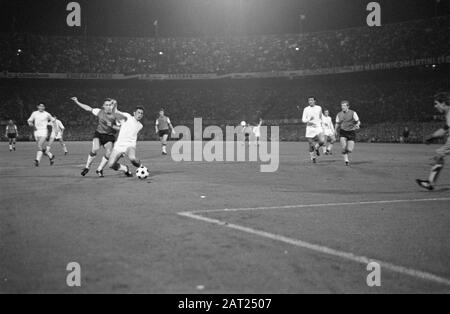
[92,108,118,136]
[6,124,17,134]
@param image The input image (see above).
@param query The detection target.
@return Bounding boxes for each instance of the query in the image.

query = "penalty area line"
[178,198,450,287]
[188,197,450,214]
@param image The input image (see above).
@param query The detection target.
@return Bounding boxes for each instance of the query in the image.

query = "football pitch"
[1,141,449,293]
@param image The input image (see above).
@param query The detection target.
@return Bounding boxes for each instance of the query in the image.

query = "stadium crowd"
[1,67,448,142]
[1,16,449,74]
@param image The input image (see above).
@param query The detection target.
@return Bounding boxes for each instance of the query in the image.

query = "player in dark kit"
[71,97,121,177]
[5,120,18,152]
[155,109,175,155]
[416,92,450,191]
[335,100,361,166]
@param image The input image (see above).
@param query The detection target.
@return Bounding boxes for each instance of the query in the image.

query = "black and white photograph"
[0,0,449,298]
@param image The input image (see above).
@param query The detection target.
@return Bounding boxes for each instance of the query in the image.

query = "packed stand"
[1,16,449,74]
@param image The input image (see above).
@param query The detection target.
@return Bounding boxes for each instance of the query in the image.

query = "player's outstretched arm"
[71,97,93,112]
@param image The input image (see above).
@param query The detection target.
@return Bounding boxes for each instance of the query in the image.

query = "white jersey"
[302,105,323,138]
[50,119,65,139]
[28,111,53,137]
[115,112,143,149]
[51,119,65,134]
[322,115,335,136]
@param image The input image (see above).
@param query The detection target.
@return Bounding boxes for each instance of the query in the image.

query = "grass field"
[0,141,449,293]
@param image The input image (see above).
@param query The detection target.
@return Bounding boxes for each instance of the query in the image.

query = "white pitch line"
[178,211,450,287]
[189,198,450,214]
[0,164,85,170]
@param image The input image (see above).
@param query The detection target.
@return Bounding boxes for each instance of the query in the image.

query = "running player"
[416,92,450,191]
[252,118,263,145]
[48,116,68,155]
[108,107,145,176]
[5,120,18,152]
[27,103,55,166]
[322,109,336,155]
[155,109,175,155]
[301,97,325,163]
[335,100,361,166]
[71,97,120,177]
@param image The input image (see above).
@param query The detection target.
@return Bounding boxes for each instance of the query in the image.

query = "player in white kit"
[301,97,325,163]
[48,116,69,155]
[108,107,146,177]
[252,118,263,145]
[27,103,55,166]
[322,109,336,155]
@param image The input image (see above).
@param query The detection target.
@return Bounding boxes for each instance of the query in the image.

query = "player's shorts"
[325,134,336,142]
[436,137,450,158]
[158,129,170,138]
[253,127,261,138]
[305,126,323,139]
[34,130,48,139]
[113,142,136,154]
[94,131,116,146]
[339,129,356,141]
[51,132,63,140]
[7,133,16,139]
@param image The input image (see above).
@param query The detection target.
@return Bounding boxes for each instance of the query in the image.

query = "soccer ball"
[136,166,149,179]
[240,121,247,127]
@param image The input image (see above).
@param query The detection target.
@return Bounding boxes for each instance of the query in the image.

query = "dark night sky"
[0,0,448,37]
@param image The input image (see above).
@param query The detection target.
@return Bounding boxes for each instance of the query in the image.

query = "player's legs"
[42,137,55,165]
[47,134,56,148]
[126,147,142,168]
[127,147,142,168]
[96,141,114,176]
[107,148,122,169]
[342,138,355,165]
[322,136,328,154]
[108,148,132,177]
[417,139,450,190]
[57,135,68,154]
[307,138,317,162]
[255,136,260,146]
[309,133,324,161]
[340,136,350,165]
[34,136,47,166]
[346,140,355,153]
[160,134,169,155]
[253,127,261,146]
[326,135,336,154]
[8,135,15,151]
[82,138,100,176]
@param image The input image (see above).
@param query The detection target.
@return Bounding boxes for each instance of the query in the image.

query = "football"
[240,121,247,127]
[136,166,149,179]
